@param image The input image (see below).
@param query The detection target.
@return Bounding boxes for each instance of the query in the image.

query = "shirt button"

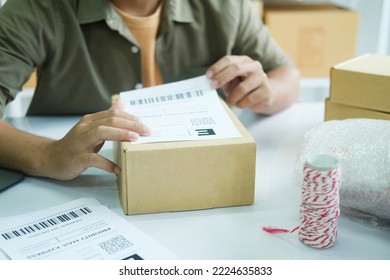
[135,83,143,89]
[131,46,139,53]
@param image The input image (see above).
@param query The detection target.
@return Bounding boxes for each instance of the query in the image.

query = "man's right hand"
[0,100,151,180]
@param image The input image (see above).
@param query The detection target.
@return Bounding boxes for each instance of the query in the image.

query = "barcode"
[99,235,133,255]
[0,207,92,241]
[191,117,216,127]
[129,89,204,106]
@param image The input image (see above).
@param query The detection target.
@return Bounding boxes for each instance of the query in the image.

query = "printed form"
[0,198,176,260]
[120,75,242,143]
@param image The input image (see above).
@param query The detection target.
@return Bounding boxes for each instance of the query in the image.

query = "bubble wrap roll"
[294,119,390,221]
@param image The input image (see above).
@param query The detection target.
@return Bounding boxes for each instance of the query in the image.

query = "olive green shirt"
[0,0,292,116]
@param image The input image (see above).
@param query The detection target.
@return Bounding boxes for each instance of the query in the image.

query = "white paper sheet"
[120,75,242,144]
[0,198,176,260]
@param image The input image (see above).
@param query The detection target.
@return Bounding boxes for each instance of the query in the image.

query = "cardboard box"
[115,101,256,215]
[264,4,359,77]
[325,98,390,121]
[329,54,390,113]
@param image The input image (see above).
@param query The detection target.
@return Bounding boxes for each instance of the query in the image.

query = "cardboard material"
[264,4,358,77]
[115,101,256,215]
[325,98,390,121]
[329,54,390,113]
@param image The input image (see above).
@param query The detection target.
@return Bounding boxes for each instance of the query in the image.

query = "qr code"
[99,235,133,255]
[191,117,215,126]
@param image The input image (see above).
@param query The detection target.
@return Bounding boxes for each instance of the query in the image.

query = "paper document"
[120,75,242,144]
[0,198,176,260]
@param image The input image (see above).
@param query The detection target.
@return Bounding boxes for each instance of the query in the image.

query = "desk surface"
[1,102,389,260]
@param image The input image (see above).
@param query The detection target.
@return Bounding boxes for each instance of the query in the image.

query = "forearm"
[0,120,55,177]
[263,66,301,115]
[0,100,152,180]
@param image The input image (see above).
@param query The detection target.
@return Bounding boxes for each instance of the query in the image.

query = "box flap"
[333,54,390,76]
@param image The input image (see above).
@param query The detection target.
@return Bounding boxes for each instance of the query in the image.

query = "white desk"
[1,102,389,260]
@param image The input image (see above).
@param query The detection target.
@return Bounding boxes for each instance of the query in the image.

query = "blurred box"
[325,54,390,121]
[325,99,390,121]
[115,101,256,215]
[329,54,390,113]
[264,3,359,77]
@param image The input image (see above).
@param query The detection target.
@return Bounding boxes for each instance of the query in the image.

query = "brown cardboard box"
[329,54,390,113]
[325,98,390,121]
[115,101,256,215]
[264,4,358,77]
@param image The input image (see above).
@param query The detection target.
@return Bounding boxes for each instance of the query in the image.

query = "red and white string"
[263,157,341,249]
[299,163,341,248]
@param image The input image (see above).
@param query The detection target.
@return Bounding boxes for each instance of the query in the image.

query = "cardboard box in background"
[329,54,390,113]
[325,98,390,121]
[264,4,359,77]
[115,101,256,215]
[325,54,390,121]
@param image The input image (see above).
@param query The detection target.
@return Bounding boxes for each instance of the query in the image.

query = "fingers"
[49,99,155,180]
[82,125,141,148]
[112,99,125,110]
[82,105,141,125]
[206,56,255,88]
[79,102,151,138]
[85,115,151,137]
[206,55,273,112]
[84,153,121,175]
[225,71,262,106]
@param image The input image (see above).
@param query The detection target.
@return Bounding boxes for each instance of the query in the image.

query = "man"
[0,0,300,180]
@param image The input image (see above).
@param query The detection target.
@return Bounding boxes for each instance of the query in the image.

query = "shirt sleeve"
[0,86,9,118]
[0,0,58,114]
[232,0,293,72]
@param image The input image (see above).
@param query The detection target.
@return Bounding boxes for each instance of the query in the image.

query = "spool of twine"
[263,154,341,249]
[299,154,341,248]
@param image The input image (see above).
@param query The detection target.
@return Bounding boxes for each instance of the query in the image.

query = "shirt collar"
[168,0,195,23]
[158,0,194,35]
[76,0,195,26]
[105,3,139,45]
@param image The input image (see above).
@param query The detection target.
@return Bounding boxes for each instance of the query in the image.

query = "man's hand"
[206,55,300,115]
[44,100,151,180]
